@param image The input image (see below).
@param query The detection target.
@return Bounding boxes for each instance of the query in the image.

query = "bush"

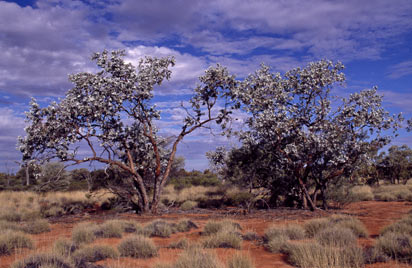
[143,220,173,237]
[180,200,198,211]
[21,219,51,234]
[224,192,254,207]
[315,227,357,247]
[349,185,374,201]
[303,218,330,237]
[73,244,119,265]
[287,243,364,268]
[95,221,123,238]
[266,235,290,253]
[375,231,412,262]
[176,219,198,232]
[71,222,97,245]
[328,215,368,238]
[168,238,189,249]
[169,246,223,268]
[0,230,34,255]
[118,235,158,258]
[242,231,260,241]
[11,253,74,268]
[227,253,255,268]
[202,231,242,249]
[374,192,397,202]
[264,224,306,241]
[53,238,78,257]
[203,220,241,236]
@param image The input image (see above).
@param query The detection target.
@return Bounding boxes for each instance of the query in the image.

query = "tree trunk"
[25,165,30,186]
[298,178,316,211]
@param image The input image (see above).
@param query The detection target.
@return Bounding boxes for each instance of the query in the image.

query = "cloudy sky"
[1,0,412,173]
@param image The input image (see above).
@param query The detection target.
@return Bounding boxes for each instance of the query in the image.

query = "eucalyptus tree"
[377,145,412,184]
[18,50,237,214]
[211,60,402,210]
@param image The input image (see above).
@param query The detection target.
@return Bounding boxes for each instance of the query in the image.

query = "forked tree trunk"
[298,178,316,211]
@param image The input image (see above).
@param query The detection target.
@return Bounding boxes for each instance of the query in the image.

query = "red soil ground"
[2,201,412,268]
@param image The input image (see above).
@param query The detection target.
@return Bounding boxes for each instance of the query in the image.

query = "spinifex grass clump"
[71,222,97,245]
[202,220,241,236]
[72,244,119,265]
[304,215,368,238]
[227,253,255,268]
[263,224,306,253]
[94,221,123,238]
[0,230,34,255]
[168,238,190,249]
[20,219,51,234]
[143,220,174,238]
[11,253,74,268]
[53,238,78,257]
[118,235,158,258]
[286,242,364,268]
[154,246,224,268]
[369,214,412,263]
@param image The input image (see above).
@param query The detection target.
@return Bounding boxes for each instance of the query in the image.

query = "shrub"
[95,221,123,238]
[242,231,260,241]
[315,227,357,247]
[118,235,158,258]
[180,200,198,211]
[202,231,242,249]
[224,192,254,207]
[0,220,18,232]
[203,220,241,236]
[104,219,139,233]
[53,238,78,257]
[170,246,223,268]
[328,215,368,238]
[374,192,397,202]
[264,224,306,241]
[11,253,74,268]
[287,243,364,268]
[266,235,290,253]
[73,244,119,265]
[71,222,97,245]
[176,219,198,232]
[381,217,412,236]
[21,219,51,234]
[227,253,255,268]
[143,220,173,237]
[303,218,330,237]
[0,230,34,255]
[168,238,189,249]
[375,231,412,261]
[349,185,374,201]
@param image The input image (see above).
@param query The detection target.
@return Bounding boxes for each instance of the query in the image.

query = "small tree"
[18,50,237,213]
[210,60,402,210]
[377,145,412,184]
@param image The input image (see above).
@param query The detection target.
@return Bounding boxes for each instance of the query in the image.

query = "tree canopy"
[209,60,403,210]
[18,50,237,213]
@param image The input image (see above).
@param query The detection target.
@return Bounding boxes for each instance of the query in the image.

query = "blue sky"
[1,0,412,173]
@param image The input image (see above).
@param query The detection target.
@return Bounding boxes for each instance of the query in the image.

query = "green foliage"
[209,60,402,210]
[118,235,158,258]
[169,170,221,190]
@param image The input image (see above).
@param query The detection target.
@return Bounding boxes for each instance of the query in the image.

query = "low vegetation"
[118,235,158,258]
